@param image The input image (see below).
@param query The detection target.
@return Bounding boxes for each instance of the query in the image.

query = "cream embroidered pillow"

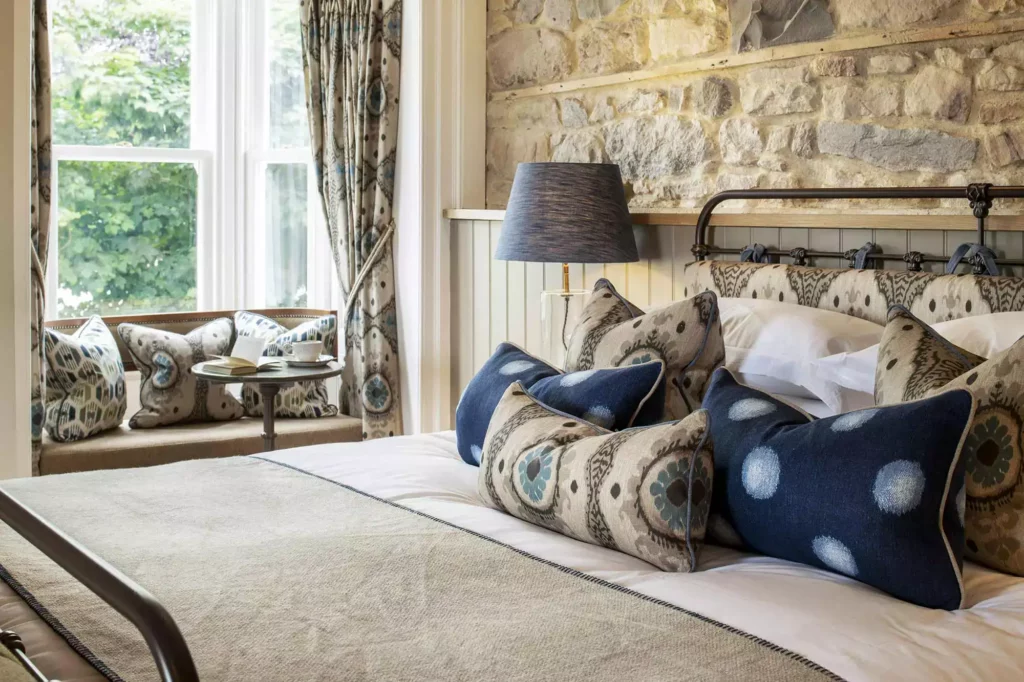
[876,305,1024,576]
[44,316,126,441]
[119,319,244,428]
[564,279,725,421]
[478,382,714,572]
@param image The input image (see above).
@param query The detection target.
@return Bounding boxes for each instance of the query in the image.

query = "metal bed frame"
[2,184,1024,682]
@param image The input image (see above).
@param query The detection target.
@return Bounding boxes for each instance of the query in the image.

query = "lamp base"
[540,289,589,368]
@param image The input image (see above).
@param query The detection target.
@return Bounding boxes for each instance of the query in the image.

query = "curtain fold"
[30,0,52,474]
[301,0,403,439]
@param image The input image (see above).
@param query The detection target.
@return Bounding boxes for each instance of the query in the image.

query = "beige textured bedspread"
[0,457,838,682]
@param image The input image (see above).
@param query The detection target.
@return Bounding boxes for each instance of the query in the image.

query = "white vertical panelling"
[472,220,491,370]
[489,224,507,352]
[507,260,527,348]
[449,219,1024,399]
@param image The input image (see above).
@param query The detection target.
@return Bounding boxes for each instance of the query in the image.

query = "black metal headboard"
[692,184,1024,275]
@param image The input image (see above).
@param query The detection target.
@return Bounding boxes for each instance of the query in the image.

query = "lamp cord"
[561,294,571,350]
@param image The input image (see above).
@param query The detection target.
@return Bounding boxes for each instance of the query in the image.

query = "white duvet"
[265,432,1024,682]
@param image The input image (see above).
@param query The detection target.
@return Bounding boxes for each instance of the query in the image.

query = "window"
[48,0,331,318]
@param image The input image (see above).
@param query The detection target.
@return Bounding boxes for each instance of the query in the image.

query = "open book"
[202,336,284,376]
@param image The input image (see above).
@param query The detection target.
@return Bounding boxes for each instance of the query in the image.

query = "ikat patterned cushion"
[234,311,339,419]
[876,305,1024,577]
[564,279,725,422]
[703,368,975,610]
[456,342,665,465]
[44,316,126,442]
[119,319,244,428]
[478,382,714,572]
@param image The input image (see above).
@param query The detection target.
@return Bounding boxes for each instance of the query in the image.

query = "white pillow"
[719,298,883,412]
[815,311,1024,396]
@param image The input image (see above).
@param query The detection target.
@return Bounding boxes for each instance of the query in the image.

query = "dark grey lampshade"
[495,163,638,263]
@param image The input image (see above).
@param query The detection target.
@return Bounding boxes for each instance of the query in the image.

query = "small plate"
[283,354,335,368]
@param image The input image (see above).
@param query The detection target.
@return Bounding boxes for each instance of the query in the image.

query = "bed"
[3,185,1024,682]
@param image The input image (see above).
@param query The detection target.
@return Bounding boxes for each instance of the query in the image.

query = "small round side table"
[192,361,344,452]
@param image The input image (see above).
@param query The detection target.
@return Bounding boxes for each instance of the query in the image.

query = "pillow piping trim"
[940,389,977,610]
[685,410,713,571]
[590,278,723,415]
[886,305,980,369]
[622,359,667,429]
[512,380,612,436]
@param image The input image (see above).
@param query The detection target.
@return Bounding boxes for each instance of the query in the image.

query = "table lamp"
[495,162,639,367]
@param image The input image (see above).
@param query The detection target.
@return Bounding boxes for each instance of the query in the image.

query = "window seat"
[40,415,362,476]
[42,308,360,476]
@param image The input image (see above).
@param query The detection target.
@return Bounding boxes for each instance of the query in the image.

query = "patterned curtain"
[30,0,52,474]
[300,0,403,439]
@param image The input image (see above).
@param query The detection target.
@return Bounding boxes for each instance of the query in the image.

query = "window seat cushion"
[39,415,362,475]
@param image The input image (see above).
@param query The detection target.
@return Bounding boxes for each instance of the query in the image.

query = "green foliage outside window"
[52,0,196,317]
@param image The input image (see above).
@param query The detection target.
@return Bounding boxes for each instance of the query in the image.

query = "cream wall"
[0,0,33,479]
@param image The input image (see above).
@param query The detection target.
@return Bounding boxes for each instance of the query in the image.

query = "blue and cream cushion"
[875,305,1024,577]
[455,343,665,465]
[478,382,714,571]
[234,311,339,419]
[564,279,725,422]
[119,319,244,428]
[703,368,975,610]
[44,316,126,442]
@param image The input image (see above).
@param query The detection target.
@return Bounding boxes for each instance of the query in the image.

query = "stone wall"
[486,1,1024,210]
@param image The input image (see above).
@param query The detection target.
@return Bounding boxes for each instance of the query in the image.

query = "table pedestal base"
[259,384,282,452]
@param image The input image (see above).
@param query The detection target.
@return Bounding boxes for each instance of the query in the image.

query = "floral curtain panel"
[31,0,52,474]
[300,0,403,439]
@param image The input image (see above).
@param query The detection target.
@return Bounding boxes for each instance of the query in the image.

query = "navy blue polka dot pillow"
[703,368,975,610]
[456,343,665,465]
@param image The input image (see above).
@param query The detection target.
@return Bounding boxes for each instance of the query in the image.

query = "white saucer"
[283,354,335,368]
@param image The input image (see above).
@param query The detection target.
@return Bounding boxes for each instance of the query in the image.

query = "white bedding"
[265,433,1024,682]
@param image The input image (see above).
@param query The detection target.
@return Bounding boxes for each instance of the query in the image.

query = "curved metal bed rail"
[0,488,199,682]
[694,185,1024,271]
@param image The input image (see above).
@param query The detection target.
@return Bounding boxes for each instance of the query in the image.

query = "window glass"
[268,0,308,149]
[265,163,309,307]
[56,160,198,317]
[51,0,193,148]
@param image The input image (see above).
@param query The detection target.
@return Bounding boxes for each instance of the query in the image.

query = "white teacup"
[285,340,323,362]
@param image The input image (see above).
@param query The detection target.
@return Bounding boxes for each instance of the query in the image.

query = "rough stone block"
[905,66,972,123]
[605,117,713,179]
[552,130,607,163]
[576,19,646,76]
[560,98,589,128]
[868,54,916,75]
[823,82,901,119]
[817,121,978,172]
[979,97,1024,124]
[983,128,1024,167]
[993,40,1024,65]
[766,126,793,153]
[668,86,686,113]
[741,66,818,116]
[542,0,574,31]
[650,17,722,61]
[693,77,733,118]
[716,171,763,192]
[719,118,764,166]
[517,0,544,23]
[934,48,966,73]
[488,29,572,88]
[832,0,958,30]
[489,98,560,127]
[486,127,551,175]
[792,121,816,158]
[978,61,1024,91]
[590,97,616,123]
[811,56,857,77]
[617,90,665,115]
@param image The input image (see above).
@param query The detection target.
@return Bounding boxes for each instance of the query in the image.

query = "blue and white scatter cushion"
[234,311,339,419]
[702,368,976,610]
[455,343,665,466]
[44,316,127,442]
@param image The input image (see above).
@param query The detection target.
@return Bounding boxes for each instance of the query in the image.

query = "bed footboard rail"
[0,488,199,682]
